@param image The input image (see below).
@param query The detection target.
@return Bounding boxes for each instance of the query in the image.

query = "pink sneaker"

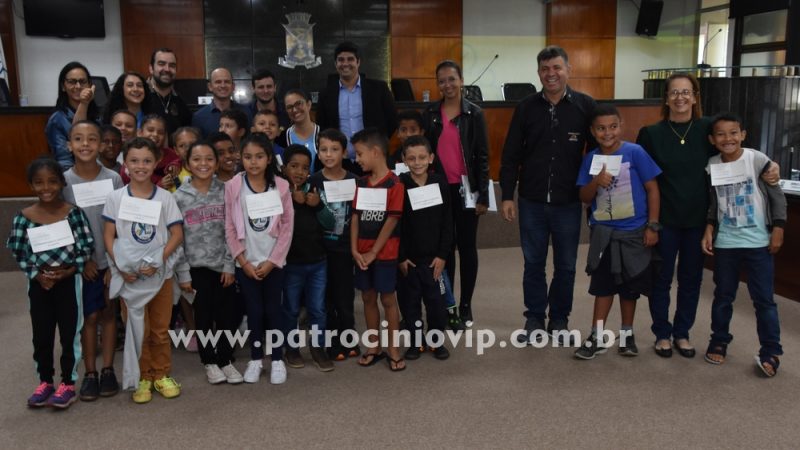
[49,383,77,409]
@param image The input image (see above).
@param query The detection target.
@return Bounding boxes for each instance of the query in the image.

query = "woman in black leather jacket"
[421,60,490,327]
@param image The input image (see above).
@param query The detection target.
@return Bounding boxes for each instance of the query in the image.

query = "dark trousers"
[447,184,480,308]
[236,267,285,361]
[398,258,448,345]
[191,267,237,366]
[325,251,356,348]
[29,274,82,385]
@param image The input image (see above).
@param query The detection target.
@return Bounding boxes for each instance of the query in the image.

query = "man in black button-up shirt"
[500,46,596,343]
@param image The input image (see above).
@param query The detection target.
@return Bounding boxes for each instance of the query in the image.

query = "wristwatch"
[646,222,662,232]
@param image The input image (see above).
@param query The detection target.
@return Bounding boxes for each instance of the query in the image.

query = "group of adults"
[45,39,753,356]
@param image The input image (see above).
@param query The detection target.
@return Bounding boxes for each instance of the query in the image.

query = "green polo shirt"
[636,117,716,228]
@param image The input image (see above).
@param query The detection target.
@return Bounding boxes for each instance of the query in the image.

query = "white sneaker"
[270,360,287,385]
[243,360,263,383]
[205,364,226,384]
[221,363,243,384]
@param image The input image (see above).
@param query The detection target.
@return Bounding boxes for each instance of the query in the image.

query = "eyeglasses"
[667,89,695,99]
[549,104,559,129]
[65,78,90,87]
[286,100,306,111]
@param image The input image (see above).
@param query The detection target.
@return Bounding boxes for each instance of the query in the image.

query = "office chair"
[501,83,537,101]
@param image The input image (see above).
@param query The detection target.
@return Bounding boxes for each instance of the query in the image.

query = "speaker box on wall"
[636,0,664,36]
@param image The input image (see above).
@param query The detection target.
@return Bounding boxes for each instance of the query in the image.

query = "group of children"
[7,102,787,410]
[571,104,784,380]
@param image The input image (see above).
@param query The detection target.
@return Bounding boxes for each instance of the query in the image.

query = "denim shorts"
[355,260,398,294]
[83,268,108,316]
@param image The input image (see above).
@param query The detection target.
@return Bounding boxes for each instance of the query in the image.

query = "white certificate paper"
[246,190,283,219]
[393,163,410,175]
[323,179,356,202]
[27,220,75,253]
[710,160,747,186]
[72,179,114,208]
[408,184,443,210]
[355,187,388,211]
[118,196,162,226]
[589,154,623,176]
[461,175,476,209]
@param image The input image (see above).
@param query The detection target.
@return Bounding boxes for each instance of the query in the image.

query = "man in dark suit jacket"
[315,41,398,161]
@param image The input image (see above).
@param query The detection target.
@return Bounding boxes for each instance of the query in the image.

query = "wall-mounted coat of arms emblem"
[278,12,322,69]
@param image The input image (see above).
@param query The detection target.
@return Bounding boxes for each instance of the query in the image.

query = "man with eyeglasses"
[315,41,397,164]
[192,67,250,138]
[247,69,290,129]
[144,48,192,135]
[500,45,596,345]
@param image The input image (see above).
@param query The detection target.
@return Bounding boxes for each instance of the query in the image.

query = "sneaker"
[27,382,55,407]
[220,363,244,384]
[243,360,263,383]
[99,367,119,397]
[186,335,199,353]
[574,333,608,360]
[153,376,181,399]
[79,372,100,401]
[310,347,334,372]
[448,313,466,331]
[284,348,305,369]
[132,379,152,404]
[205,364,226,384]
[547,318,574,345]
[618,333,639,357]
[404,346,423,360]
[270,360,287,384]
[48,383,77,409]
[459,304,473,327]
[516,317,546,345]
[431,345,450,360]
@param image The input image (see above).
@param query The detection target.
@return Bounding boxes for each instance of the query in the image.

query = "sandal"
[358,351,386,367]
[387,357,406,372]
[704,342,727,365]
[755,354,780,377]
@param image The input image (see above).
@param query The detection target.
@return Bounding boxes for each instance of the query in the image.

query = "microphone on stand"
[699,28,723,69]
[465,54,499,102]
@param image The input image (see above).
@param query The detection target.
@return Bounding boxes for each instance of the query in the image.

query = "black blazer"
[315,75,398,139]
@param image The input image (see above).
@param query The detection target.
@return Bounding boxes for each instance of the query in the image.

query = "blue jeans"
[711,247,782,356]
[236,267,285,361]
[518,198,581,322]
[283,260,327,348]
[648,225,704,341]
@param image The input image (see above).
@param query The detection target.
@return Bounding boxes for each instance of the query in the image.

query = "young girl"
[102,137,190,404]
[7,158,94,409]
[174,141,242,384]
[110,109,137,144]
[172,126,201,188]
[224,133,293,384]
[121,115,182,191]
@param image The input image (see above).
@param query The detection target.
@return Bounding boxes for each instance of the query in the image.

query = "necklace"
[667,120,693,145]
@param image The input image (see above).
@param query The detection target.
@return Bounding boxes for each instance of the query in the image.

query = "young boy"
[397,135,453,361]
[574,104,661,359]
[251,110,285,163]
[281,145,334,372]
[99,125,123,173]
[309,129,360,361]
[350,128,406,371]
[701,113,786,377]
[208,131,239,182]
[219,109,249,151]
[110,109,137,144]
[62,121,124,400]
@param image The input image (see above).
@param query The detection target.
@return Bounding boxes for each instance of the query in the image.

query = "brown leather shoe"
[284,348,305,369]
[310,347,334,372]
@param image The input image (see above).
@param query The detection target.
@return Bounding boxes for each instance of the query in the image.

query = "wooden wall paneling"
[0,0,19,105]
[616,104,662,143]
[565,78,615,100]
[547,0,617,38]
[390,0,462,37]
[546,38,616,78]
[391,37,463,78]
[120,0,205,78]
[483,107,515,180]
[0,112,50,197]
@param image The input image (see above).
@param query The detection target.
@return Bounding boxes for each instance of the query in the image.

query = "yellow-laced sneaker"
[132,379,152,404]
[153,376,181,399]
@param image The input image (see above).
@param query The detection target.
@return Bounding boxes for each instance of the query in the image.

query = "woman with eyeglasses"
[421,60,490,328]
[636,73,778,359]
[281,88,321,171]
[102,72,150,127]
[46,61,100,170]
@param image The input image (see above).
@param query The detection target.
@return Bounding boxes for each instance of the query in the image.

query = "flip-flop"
[387,357,406,372]
[755,354,780,377]
[358,351,386,367]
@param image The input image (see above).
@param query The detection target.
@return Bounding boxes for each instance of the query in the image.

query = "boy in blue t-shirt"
[700,113,786,377]
[574,104,662,360]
